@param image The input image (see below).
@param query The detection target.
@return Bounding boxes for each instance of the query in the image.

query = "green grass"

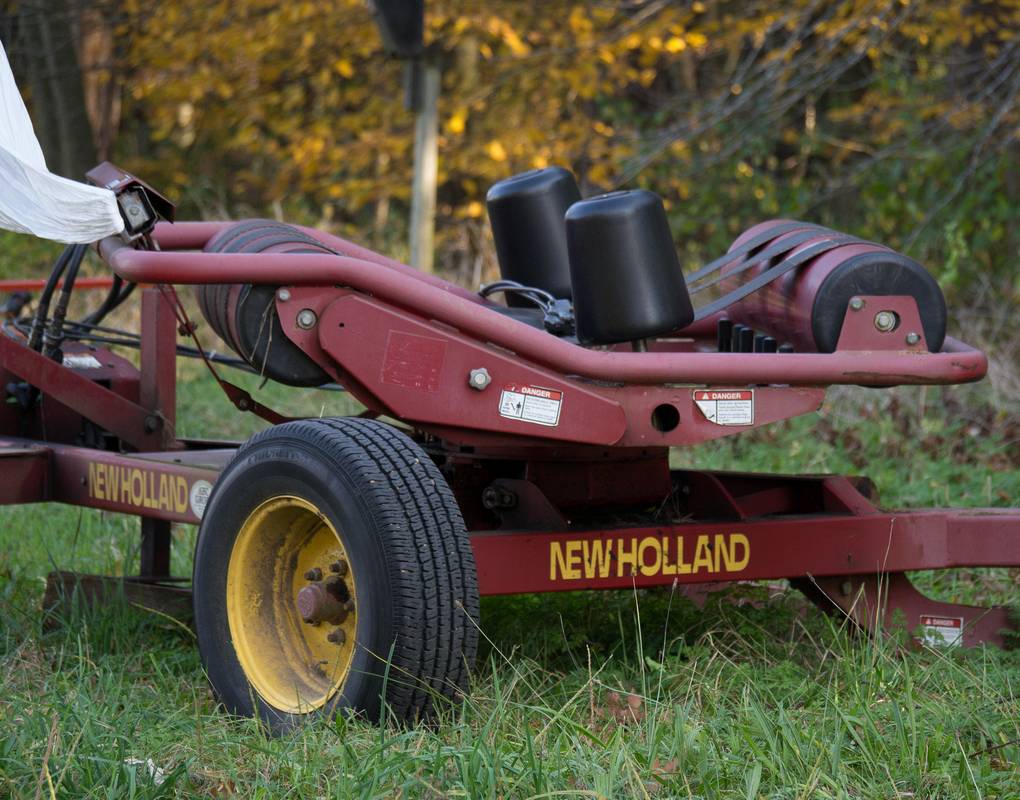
[2,367,1019,797]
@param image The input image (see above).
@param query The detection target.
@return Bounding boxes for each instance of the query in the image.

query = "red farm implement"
[1,163,1016,731]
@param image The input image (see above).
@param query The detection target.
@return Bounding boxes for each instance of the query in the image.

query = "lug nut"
[327,627,346,645]
[905,332,921,346]
[277,288,291,302]
[873,311,898,332]
[304,567,323,581]
[296,308,318,329]
[849,297,865,311]
[329,559,348,576]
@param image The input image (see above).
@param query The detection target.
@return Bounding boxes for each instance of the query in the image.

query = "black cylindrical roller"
[763,336,778,353]
[565,189,693,345]
[486,167,580,306]
[738,327,755,353]
[731,323,746,352]
[717,319,733,352]
[754,333,767,353]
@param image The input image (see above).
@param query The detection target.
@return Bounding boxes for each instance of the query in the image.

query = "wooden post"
[409,61,440,272]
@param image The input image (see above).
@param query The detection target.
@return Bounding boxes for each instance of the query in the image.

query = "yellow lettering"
[728,533,750,572]
[119,467,131,504]
[551,542,567,580]
[660,536,677,575]
[676,536,691,574]
[144,471,156,508]
[130,470,143,506]
[157,474,170,511]
[583,539,612,579]
[88,462,99,499]
[638,537,661,577]
[692,535,714,573]
[174,477,187,513]
[617,537,638,577]
[564,541,582,580]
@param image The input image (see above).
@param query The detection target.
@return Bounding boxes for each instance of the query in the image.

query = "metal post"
[139,287,177,448]
[139,518,172,580]
[409,60,440,272]
[138,287,177,579]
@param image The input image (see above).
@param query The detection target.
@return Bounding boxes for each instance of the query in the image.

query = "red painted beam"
[470,508,1020,596]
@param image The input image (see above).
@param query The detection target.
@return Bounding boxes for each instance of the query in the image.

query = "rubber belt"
[684,221,829,284]
[687,230,857,296]
[692,236,858,322]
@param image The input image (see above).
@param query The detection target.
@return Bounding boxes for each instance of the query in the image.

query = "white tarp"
[0,40,123,243]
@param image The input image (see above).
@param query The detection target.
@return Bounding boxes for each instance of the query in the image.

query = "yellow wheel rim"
[226,496,357,714]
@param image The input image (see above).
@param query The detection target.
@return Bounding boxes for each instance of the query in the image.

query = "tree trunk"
[14,0,98,179]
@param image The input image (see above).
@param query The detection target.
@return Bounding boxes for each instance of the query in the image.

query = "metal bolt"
[304,567,323,582]
[329,559,348,576]
[143,415,159,433]
[873,311,898,332]
[849,297,865,312]
[905,332,921,346]
[327,627,346,645]
[277,288,291,302]
[468,367,491,391]
[296,308,318,329]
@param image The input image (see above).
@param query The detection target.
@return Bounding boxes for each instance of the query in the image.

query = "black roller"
[565,189,693,345]
[812,251,948,353]
[486,167,580,306]
[197,220,332,387]
[717,319,733,352]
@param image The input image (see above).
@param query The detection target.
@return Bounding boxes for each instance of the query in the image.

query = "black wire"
[4,315,347,391]
[80,275,136,328]
[27,245,73,351]
[479,280,558,311]
[42,244,87,359]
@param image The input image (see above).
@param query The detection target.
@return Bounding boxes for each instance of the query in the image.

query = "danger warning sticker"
[693,390,755,425]
[918,614,963,647]
[499,384,562,427]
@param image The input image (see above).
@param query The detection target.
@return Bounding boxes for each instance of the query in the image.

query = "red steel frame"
[1,221,1017,648]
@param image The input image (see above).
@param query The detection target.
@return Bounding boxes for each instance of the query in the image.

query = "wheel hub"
[225,495,358,714]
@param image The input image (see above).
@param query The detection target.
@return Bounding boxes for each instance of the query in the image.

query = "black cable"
[27,245,73,351]
[4,315,347,391]
[80,274,136,328]
[42,244,87,359]
[479,280,558,311]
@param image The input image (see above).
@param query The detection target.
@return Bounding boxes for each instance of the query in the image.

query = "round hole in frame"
[651,404,680,432]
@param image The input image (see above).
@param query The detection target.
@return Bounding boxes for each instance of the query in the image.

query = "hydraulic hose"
[26,245,74,351]
[42,244,87,359]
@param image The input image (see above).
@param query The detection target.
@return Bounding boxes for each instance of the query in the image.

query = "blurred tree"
[4,0,99,179]
[5,0,1019,296]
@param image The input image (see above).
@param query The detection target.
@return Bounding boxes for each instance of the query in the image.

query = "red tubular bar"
[151,221,484,304]
[100,236,987,388]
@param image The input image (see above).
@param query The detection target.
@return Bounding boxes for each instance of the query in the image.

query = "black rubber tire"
[193,417,480,732]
